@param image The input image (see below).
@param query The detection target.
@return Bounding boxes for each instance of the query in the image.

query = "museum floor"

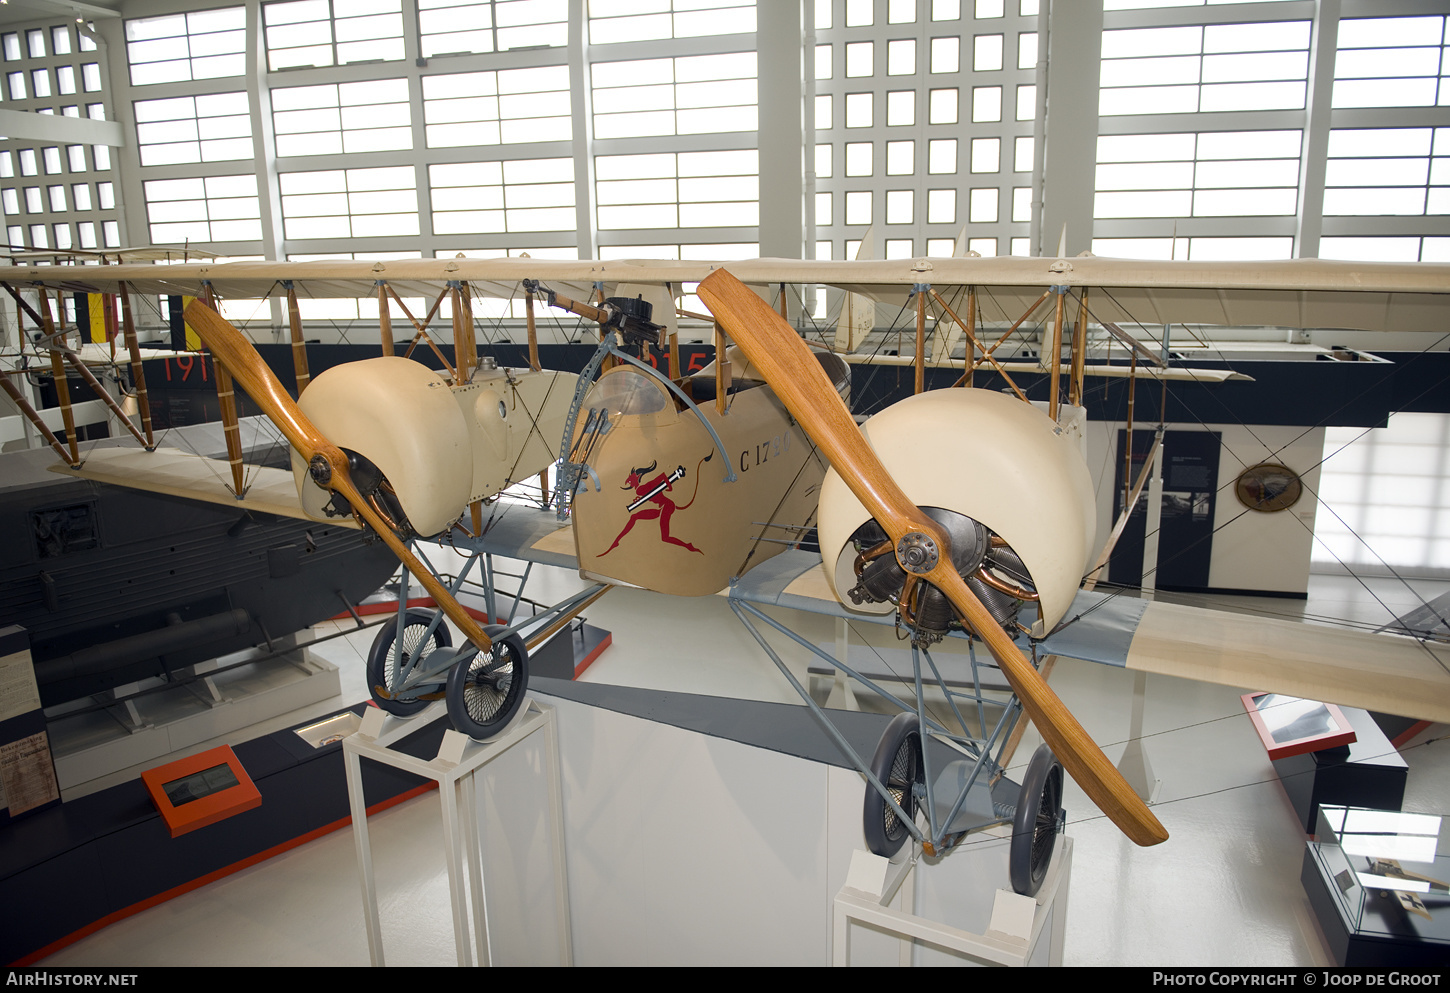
[36,564,1450,968]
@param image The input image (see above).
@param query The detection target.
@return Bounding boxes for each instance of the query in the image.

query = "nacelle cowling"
[291,356,473,537]
[816,388,1097,638]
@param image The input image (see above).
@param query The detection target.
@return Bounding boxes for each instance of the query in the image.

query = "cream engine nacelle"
[816,388,1098,640]
[289,356,574,537]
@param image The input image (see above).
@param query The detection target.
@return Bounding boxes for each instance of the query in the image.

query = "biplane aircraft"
[5,252,1449,897]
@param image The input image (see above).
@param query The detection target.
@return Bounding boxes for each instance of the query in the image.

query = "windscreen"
[584,367,669,415]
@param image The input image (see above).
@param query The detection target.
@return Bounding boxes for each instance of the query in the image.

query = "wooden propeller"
[182,300,495,654]
[696,270,1168,847]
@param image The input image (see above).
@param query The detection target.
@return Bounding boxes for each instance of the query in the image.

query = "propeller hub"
[308,454,332,486]
[896,532,939,574]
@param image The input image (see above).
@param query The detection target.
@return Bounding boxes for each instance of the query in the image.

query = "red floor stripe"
[575,632,612,678]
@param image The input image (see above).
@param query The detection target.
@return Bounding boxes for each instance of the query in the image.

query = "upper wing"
[777,255,1450,335]
[8,254,1450,332]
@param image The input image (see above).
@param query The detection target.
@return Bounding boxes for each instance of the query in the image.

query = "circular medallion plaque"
[1235,463,1302,513]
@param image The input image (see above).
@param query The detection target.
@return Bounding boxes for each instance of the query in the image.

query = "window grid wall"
[1094,3,1450,262]
[814,0,1040,262]
[278,165,421,240]
[124,6,245,86]
[418,0,568,58]
[3,0,1443,271]
[1332,14,1450,110]
[143,173,262,243]
[587,0,757,45]
[421,66,572,148]
[584,1,760,255]
[113,1,773,259]
[0,18,121,252]
[262,0,406,72]
[134,91,253,165]
[590,52,758,140]
[1099,19,1311,117]
[1311,11,1450,263]
[430,157,576,235]
[271,79,414,157]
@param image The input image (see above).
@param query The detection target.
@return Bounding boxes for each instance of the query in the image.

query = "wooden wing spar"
[696,268,1170,848]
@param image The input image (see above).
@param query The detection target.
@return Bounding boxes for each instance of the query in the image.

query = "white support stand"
[1140,440,1165,602]
[1119,669,1161,802]
[342,697,572,967]
[812,617,860,710]
[1119,439,1164,800]
[832,836,1072,967]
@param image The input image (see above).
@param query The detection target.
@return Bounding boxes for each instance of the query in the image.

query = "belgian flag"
[73,291,116,344]
[166,295,201,351]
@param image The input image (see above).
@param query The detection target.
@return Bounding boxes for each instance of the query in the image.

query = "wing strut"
[282,280,312,395]
[117,281,156,449]
[198,282,247,499]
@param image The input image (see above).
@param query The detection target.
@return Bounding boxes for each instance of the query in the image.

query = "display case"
[1271,706,1406,832]
[1303,805,1449,965]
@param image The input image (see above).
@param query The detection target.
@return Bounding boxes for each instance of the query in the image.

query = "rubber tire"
[367,608,450,717]
[446,624,529,740]
[863,711,924,858]
[1010,743,1064,897]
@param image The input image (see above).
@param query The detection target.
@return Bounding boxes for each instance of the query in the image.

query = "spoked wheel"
[367,608,450,717]
[863,711,924,858]
[1010,743,1064,897]
[446,624,528,740]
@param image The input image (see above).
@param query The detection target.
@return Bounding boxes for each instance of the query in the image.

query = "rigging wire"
[733,432,827,579]
[1054,289,1450,660]
[1105,343,1450,670]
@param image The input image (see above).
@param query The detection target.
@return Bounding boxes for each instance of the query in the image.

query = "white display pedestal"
[342,697,572,967]
[832,834,1072,967]
[47,633,336,795]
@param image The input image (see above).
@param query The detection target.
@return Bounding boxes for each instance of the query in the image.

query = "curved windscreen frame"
[584,366,671,415]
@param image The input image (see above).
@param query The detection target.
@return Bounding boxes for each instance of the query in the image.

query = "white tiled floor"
[36,563,1450,967]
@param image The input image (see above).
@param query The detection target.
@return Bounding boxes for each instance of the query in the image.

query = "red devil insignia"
[597,452,714,557]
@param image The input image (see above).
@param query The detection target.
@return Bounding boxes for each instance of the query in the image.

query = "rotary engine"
[817,388,1098,648]
[845,510,1038,647]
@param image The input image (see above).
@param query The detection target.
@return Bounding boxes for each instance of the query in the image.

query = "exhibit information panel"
[141,744,261,838]
[0,626,60,825]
